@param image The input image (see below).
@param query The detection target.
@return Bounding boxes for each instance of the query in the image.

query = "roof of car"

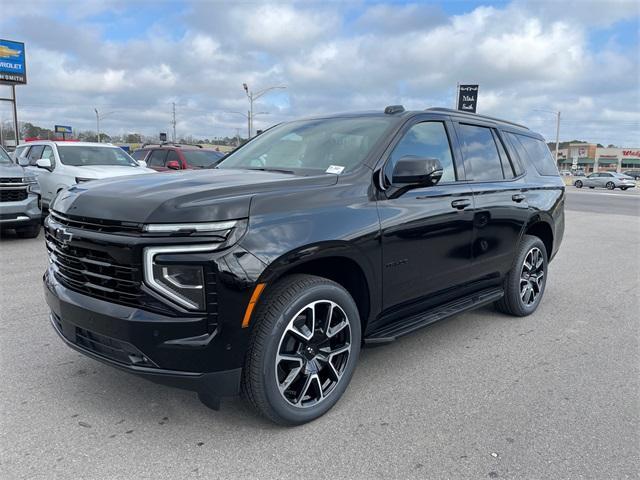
[23,140,119,148]
[295,106,531,132]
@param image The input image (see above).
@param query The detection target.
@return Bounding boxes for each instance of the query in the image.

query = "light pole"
[94,109,115,143]
[242,83,286,138]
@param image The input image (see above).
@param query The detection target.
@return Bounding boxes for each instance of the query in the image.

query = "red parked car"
[131,143,224,172]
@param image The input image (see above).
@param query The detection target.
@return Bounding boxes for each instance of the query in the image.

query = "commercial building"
[553,143,640,173]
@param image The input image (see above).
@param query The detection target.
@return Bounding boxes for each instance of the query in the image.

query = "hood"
[0,162,26,178]
[52,168,338,223]
[65,164,154,178]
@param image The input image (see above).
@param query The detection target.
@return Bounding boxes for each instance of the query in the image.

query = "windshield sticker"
[326,165,345,175]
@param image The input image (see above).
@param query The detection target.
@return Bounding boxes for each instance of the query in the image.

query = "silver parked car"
[574,172,636,191]
[0,145,41,237]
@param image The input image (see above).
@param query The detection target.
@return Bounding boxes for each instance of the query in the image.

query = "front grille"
[50,210,142,234]
[0,189,28,202]
[45,229,144,307]
[75,326,156,367]
[0,177,24,184]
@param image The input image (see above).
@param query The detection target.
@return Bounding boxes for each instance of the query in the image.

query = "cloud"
[0,0,638,146]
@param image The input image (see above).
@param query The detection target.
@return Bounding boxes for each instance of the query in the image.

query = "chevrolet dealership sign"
[0,39,27,85]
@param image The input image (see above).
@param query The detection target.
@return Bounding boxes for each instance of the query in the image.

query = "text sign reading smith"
[457,84,479,113]
[0,39,27,85]
[55,125,73,134]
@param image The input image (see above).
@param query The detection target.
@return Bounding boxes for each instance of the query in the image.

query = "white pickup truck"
[15,141,155,210]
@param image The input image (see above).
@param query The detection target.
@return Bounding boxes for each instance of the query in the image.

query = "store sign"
[55,125,72,134]
[623,150,640,157]
[457,84,479,113]
[0,39,27,85]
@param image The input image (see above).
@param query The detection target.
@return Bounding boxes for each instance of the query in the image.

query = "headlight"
[143,244,220,310]
[143,220,237,233]
[75,177,93,183]
[23,176,39,193]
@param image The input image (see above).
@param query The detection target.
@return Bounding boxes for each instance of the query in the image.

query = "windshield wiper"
[246,167,296,175]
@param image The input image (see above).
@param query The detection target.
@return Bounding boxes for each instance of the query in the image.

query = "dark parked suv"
[44,106,564,425]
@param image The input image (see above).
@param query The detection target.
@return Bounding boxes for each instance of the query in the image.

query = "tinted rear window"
[457,124,504,181]
[508,133,558,176]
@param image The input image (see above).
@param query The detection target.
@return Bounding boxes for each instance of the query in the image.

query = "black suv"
[44,106,564,425]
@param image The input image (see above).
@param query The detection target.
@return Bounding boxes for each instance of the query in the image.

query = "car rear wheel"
[495,235,548,317]
[242,274,361,425]
[621,187,628,191]
[574,180,583,188]
[606,182,615,190]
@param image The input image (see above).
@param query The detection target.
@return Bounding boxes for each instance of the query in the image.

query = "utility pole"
[171,102,177,142]
[94,108,100,143]
[554,111,561,164]
[242,83,286,138]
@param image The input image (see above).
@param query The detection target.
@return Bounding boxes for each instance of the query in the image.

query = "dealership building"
[553,144,640,173]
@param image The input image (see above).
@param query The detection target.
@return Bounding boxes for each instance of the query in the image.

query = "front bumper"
[0,193,41,228]
[44,268,242,397]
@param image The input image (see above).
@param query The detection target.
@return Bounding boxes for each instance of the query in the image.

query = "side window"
[493,131,515,179]
[513,134,559,176]
[41,146,55,161]
[166,150,181,165]
[27,145,45,166]
[385,121,456,185]
[131,150,147,161]
[147,149,167,167]
[457,124,504,181]
[503,133,527,176]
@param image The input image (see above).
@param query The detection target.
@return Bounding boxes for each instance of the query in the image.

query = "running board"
[364,287,504,345]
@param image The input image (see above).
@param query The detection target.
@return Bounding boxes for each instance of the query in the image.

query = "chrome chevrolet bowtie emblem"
[55,227,73,245]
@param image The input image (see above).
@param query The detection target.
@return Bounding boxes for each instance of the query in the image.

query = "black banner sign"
[457,84,479,113]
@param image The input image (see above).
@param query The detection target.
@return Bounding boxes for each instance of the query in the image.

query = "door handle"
[512,193,526,203]
[451,199,471,210]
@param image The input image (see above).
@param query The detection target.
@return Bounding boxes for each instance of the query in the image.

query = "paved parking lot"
[1,193,638,479]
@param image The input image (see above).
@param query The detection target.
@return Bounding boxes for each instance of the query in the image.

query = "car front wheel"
[575,180,583,188]
[242,274,361,425]
[606,182,615,190]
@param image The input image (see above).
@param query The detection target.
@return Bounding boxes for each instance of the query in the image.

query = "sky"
[1,0,639,145]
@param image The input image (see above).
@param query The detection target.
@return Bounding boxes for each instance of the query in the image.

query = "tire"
[495,235,548,317]
[574,180,582,188]
[242,274,361,425]
[15,223,40,238]
[620,187,627,191]
[589,186,594,189]
[606,182,615,190]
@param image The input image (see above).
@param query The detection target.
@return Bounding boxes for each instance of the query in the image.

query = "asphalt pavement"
[565,185,640,216]
[1,194,639,479]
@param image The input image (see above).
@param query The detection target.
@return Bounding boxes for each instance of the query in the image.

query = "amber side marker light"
[242,283,267,328]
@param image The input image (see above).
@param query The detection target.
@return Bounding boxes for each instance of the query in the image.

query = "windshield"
[0,147,12,165]
[217,116,394,174]
[183,150,223,168]
[57,146,139,167]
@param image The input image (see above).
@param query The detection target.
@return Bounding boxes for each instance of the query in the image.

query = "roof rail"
[140,141,203,149]
[425,107,529,130]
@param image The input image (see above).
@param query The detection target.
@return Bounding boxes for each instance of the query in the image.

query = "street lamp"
[242,83,286,138]
[94,109,115,143]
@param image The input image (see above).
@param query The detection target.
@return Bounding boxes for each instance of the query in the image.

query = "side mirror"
[392,156,443,188]
[18,157,29,167]
[36,158,53,171]
[166,160,180,170]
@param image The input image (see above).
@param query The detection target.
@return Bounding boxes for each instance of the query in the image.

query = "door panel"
[377,117,474,314]
[378,184,475,311]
